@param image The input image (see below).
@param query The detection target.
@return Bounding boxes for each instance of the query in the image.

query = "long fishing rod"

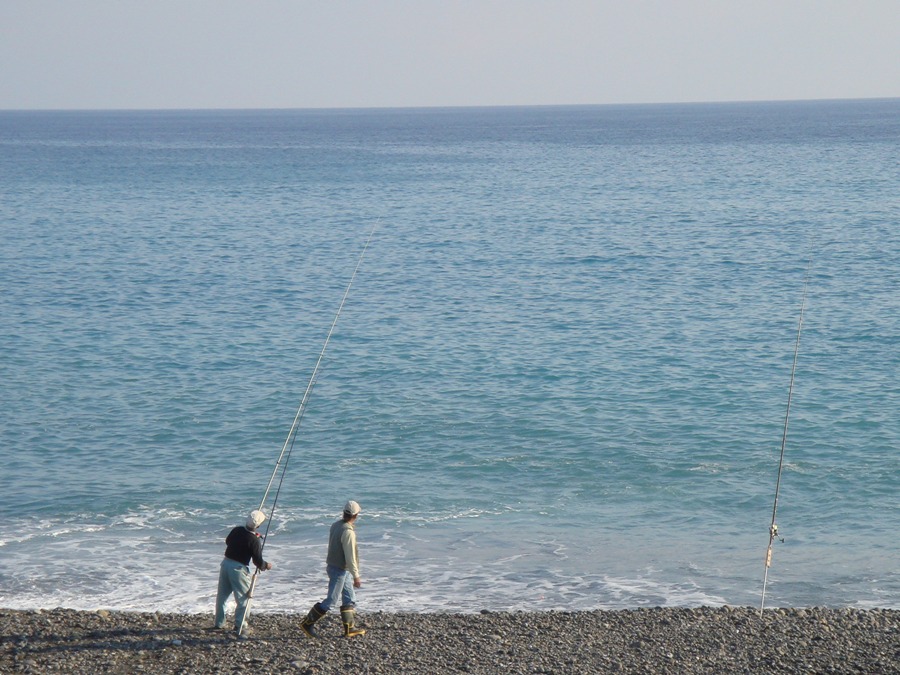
[237,221,378,636]
[259,223,379,516]
[760,259,812,617]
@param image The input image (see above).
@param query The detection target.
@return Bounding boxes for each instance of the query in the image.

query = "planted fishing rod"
[237,222,378,637]
[760,259,812,617]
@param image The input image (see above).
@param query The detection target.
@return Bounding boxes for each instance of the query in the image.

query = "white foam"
[1,506,897,613]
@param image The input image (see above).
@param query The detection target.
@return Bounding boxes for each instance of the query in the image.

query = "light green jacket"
[326,518,360,579]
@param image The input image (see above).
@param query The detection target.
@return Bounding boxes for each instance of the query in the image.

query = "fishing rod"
[237,221,378,636]
[760,259,812,617]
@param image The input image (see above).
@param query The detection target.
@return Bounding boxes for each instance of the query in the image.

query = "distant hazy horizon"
[4,95,900,115]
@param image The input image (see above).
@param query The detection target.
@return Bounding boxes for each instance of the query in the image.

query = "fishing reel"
[770,524,784,543]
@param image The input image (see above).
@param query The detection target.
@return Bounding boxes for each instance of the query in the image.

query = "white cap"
[246,510,266,530]
[344,500,361,516]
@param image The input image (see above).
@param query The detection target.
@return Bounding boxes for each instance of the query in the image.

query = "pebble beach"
[1,606,897,674]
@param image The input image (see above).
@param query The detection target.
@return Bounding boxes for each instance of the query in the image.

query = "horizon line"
[2,95,899,115]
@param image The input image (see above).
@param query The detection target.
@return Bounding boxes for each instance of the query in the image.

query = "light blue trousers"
[215,557,252,630]
[319,563,356,612]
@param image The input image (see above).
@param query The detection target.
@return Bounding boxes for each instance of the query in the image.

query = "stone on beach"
[1,606,897,674]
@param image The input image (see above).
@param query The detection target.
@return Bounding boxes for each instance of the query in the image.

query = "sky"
[1,1,898,110]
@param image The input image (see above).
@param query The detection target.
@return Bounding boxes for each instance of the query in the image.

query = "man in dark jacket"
[214,509,273,635]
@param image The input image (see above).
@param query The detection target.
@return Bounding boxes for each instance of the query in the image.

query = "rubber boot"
[300,603,327,638]
[340,605,366,637]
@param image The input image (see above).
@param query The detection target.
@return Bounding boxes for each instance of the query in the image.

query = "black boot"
[300,603,327,638]
[340,604,366,637]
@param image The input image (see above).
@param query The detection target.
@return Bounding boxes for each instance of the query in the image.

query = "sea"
[1,100,898,615]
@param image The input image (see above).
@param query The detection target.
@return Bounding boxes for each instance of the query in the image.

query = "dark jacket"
[224,526,267,569]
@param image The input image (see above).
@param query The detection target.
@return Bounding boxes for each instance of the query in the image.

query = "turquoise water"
[1,101,898,613]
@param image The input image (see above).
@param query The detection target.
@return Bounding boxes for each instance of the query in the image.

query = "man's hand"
[353,577,362,588]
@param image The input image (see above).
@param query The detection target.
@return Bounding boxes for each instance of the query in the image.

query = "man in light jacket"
[299,500,365,638]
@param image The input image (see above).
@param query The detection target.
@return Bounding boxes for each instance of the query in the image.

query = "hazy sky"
[2,1,898,110]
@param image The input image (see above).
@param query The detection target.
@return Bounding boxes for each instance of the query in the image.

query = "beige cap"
[246,510,266,530]
[344,500,361,516]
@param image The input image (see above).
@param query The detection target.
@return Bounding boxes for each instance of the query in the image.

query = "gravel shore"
[1,606,897,674]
